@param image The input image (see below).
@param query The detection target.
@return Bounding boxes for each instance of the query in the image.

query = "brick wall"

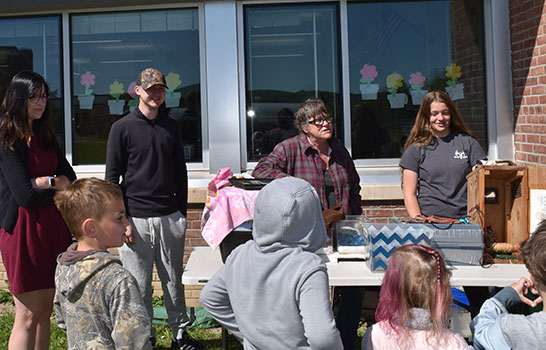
[510,0,546,166]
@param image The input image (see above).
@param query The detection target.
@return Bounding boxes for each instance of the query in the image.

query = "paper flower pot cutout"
[78,71,95,109]
[165,72,182,108]
[446,83,464,101]
[108,100,125,115]
[387,93,408,109]
[409,72,428,106]
[410,90,427,106]
[359,64,379,100]
[78,95,94,109]
[386,72,406,109]
[128,100,138,112]
[108,80,125,115]
[165,92,181,108]
[360,84,379,100]
[445,63,464,100]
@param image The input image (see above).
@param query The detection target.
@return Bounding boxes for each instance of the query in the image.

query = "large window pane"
[348,1,487,159]
[245,4,341,161]
[0,16,64,148]
[70,9,201,165]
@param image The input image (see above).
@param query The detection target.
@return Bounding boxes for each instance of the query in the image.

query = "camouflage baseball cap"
[136,68,167,89]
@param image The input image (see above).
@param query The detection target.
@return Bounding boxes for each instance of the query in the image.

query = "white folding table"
[182,246,529,350]
[183,246,529,287]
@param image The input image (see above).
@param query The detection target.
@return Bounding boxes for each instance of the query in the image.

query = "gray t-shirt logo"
[454,150,468,159]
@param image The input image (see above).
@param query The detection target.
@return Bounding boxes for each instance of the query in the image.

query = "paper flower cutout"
[127,81,138,106]
[360,64,378,85]
[445,63,461,86]
[386,72,403,94]
[109,80,124,100]
[166,72,182,93]
[409,72,426,90]
[128,81,137,99]
[80,71,95,95]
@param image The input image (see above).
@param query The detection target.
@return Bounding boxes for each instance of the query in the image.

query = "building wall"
[511,0,546,166]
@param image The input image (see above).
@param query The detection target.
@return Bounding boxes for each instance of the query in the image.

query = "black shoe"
[171,331,203,350]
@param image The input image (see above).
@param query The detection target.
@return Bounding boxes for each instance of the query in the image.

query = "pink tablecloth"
[201,168,259,249]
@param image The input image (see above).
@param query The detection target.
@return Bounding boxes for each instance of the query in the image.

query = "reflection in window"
[0,16,64,149]
[348,1,487,159]
[245,4,341,161]
[70,9,201,165]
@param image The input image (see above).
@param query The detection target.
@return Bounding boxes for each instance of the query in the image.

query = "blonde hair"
[54,178,123,239]
[375,245,453,347]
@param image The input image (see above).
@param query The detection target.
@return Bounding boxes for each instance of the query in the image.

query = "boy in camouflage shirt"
[53,178,152,349]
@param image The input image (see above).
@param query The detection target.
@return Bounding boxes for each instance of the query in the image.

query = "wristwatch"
[47,176,56,189]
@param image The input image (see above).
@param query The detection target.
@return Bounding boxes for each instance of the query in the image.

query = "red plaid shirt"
[252,134,362,215]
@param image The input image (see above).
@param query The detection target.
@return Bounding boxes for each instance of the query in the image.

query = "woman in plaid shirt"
[252,97,364,350]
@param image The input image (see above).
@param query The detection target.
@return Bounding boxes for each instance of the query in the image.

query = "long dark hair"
[403,91,477,152]
[0,71,56,150]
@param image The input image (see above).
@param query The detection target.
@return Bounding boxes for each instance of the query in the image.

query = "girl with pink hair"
[362,245,470,349]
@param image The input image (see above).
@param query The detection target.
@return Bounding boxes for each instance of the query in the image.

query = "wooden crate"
[467,165,528,245]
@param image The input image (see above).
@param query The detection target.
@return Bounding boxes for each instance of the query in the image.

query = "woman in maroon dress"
[0,71,76,349]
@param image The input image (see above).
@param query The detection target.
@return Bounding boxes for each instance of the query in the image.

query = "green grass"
[0,293,363,349]
[0,289,242,349]
[0,309,242,350]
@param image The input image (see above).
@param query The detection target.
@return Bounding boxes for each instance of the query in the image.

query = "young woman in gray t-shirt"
[399,90,487,219]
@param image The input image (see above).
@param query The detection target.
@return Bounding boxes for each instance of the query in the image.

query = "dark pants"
[464,286,490,318]
[335,286,366,350]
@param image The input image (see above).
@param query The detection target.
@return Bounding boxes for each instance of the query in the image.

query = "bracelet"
[46,176,55,189]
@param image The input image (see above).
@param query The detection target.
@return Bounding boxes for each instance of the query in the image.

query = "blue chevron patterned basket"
[366,223,435,271]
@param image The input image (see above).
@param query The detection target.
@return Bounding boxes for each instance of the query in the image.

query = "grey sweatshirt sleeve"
[470,286,517,350]
[299,269,343,350]
[199,267,244,341]
[361,325,374,350]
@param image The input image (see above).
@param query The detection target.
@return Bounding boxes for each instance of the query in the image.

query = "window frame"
[240,0,513,173]
[0,0,514,179]
[61,3,208,175]
[0,14,65,148]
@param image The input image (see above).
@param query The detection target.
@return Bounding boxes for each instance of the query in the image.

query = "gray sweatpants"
[119,211,189,339]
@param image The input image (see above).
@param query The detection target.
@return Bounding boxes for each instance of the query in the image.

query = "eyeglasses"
[28,95,50,104]
[307,116,334,126]
[430,109,450,117]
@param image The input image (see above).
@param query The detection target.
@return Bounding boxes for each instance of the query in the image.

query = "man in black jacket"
[105,68,200,350]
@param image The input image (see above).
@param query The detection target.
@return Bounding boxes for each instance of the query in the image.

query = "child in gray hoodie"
[200,177,343,350]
